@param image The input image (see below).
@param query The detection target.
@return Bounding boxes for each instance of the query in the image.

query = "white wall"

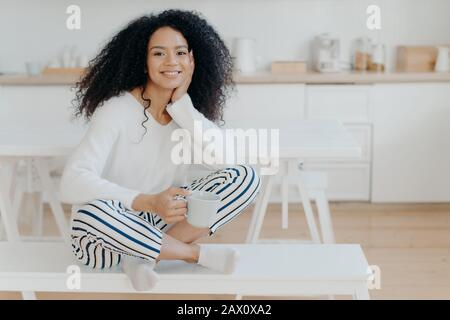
[1,0,450,73]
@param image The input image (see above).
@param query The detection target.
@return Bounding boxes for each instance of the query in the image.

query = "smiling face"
[146,26,191,90]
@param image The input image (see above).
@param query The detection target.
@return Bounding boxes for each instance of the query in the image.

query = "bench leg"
[22,291,37,300]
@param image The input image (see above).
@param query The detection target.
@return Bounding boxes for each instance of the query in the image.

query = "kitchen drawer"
[0,85,78,127]
[306,85,371,122]
[223,84,305,128]
[268,162,371,202]
[329,124,372,162]
[304,162,371,201]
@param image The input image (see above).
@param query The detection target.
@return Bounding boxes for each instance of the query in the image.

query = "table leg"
[281,175,289,229]
[1,158,22,224]
[31,191,44,237]
[12,185,24,225]
[0,158,21,241]
[315,190,335,244]
[246,173,275,243]
[295,160,321,244]
[245,184,263,243]
[34,158,69,242]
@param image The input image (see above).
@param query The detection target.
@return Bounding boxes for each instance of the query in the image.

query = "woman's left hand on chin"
[170,50,195,103]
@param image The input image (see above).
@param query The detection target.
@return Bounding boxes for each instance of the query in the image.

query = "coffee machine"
[313,33,341,73]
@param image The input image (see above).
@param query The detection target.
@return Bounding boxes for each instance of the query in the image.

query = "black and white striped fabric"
[70,165,261,269]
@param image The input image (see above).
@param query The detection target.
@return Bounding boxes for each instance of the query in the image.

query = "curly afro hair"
[73,9,234,129]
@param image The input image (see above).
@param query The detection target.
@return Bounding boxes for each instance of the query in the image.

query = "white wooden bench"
[0,242,371,299]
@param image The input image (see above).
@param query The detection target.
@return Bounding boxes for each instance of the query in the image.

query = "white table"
[0,113,359,245]
[0,110,87,242]
[227,120,362,244]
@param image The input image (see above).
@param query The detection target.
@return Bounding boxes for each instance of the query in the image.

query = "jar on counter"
[368,43,386,72]
[353,37,372,71]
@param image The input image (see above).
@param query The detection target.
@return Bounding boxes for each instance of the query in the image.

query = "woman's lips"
[161,71,181,78]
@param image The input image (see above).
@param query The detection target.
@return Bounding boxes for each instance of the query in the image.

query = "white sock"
[121,255,159,291]
[197,246,240,274]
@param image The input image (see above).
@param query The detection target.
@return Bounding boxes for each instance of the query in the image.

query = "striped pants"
[70,165,261,269]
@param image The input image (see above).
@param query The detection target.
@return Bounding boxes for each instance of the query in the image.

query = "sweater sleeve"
[166,93,228,172]
[59,104,140,209]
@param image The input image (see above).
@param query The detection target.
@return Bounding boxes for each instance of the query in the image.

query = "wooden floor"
[2,198,450,300]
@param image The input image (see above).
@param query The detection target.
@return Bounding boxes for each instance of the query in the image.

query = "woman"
[60,9,261,291]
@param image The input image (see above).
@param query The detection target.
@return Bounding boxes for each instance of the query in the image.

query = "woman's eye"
[152,51,187,56]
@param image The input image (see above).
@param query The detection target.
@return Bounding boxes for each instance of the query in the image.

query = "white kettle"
[232,37,259,73]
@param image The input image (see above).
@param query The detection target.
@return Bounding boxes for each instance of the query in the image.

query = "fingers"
[169,186,192,197]
[165,208,187,223]
[172,207,188,216]
[170,200,188,209]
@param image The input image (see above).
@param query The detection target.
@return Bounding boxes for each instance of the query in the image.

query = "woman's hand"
[132,187,192,224]
[170,50,195,103]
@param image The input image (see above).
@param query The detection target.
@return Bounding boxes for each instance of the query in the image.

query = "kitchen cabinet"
[227,82,450,203]
[2,79,450,203]
[0,85,76,124]
[225,84,371,202]
[371,83,450,202]
[223,83,305,127]
[304,85,372,201]
[305,85,371,122]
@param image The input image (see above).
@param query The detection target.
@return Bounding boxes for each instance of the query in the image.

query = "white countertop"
[1,71,450,85]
